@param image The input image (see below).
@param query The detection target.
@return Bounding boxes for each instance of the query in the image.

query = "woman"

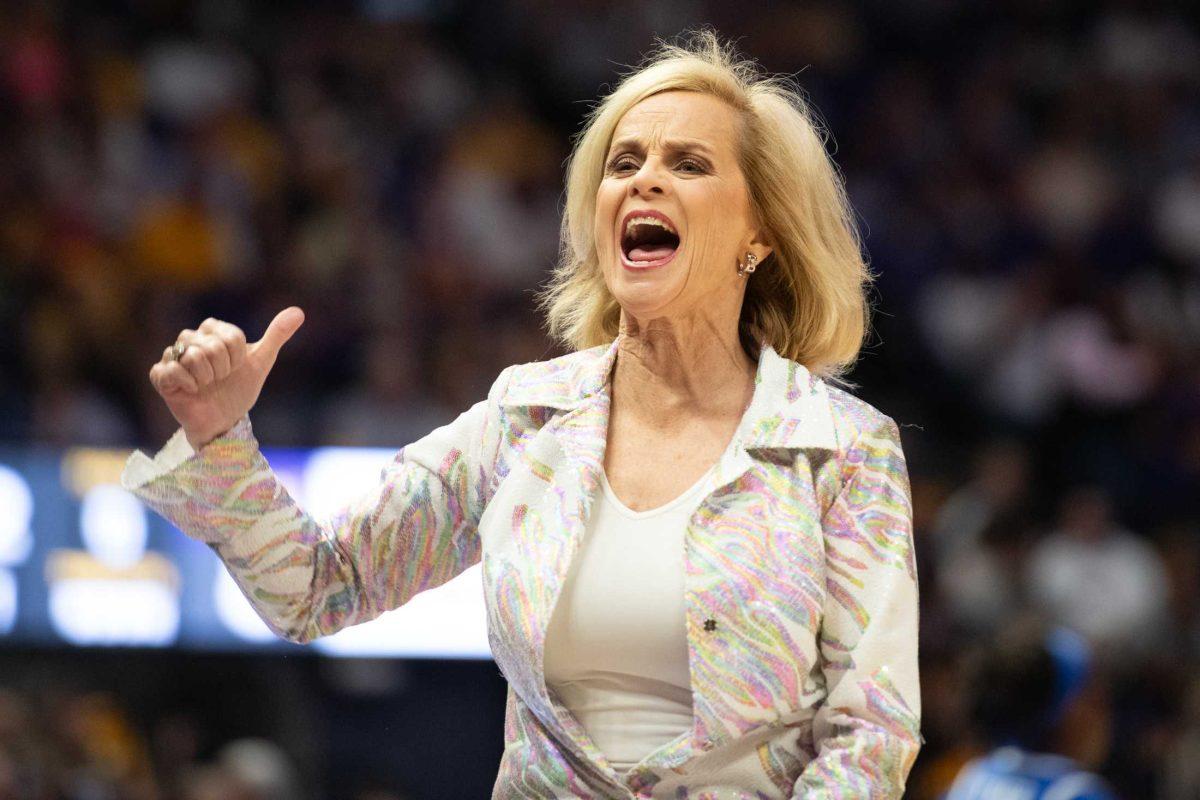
[122,31,920,799]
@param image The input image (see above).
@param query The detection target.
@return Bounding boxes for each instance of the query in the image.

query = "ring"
[171,342,188,362]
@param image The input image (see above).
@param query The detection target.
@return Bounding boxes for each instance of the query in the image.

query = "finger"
[196,334,232,381]
[212,322,248,372]
[251,306,305,363]
[168,363,200,393]
[179,342,216,386]
[149,362,166,392]
[152,361,199,394]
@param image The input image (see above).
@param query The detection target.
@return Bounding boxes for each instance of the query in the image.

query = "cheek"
[683,184,735,265]
[593,180,621,254]
[686,188,729,260]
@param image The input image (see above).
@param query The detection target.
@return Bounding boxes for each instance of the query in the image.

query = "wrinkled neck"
[612,315,756,422]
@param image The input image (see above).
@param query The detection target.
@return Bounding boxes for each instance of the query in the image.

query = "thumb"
[252,306,305,362]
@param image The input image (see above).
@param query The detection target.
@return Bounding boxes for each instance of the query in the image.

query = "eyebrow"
[606,137,716,157]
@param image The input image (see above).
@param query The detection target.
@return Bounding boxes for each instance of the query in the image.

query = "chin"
[610,271,683,318]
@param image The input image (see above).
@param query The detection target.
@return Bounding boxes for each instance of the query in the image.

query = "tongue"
[628,244,676,261]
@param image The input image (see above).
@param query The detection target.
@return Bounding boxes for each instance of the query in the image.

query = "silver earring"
[738,252,758,277]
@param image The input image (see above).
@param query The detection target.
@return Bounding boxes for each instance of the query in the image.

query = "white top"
[542,461,718,773]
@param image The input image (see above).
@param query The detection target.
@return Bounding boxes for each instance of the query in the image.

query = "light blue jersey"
[946,747,1117,800]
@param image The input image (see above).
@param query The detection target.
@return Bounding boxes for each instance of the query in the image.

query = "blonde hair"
[536,29,876,383]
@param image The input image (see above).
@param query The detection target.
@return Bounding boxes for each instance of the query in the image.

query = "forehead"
[609,90,741,155]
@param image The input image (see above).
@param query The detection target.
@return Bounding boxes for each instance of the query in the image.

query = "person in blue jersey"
[946,618,1118,800]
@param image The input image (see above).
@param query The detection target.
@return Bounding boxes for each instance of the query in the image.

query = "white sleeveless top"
[542,461,718,773]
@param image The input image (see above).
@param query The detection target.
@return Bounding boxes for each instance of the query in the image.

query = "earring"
[737,252,759,277]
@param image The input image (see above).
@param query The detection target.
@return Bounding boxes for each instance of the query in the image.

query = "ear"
[746,225,775,264]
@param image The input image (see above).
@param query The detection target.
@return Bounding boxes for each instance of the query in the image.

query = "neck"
[612,311,757,424]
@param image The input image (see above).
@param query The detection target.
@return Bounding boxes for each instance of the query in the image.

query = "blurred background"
[0,0,1198,797]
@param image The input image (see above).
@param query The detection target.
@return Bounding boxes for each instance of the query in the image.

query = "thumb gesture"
[150,307,305,449]
[247,306,306,374]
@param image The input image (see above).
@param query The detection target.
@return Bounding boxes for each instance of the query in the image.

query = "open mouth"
[621,214,681,268]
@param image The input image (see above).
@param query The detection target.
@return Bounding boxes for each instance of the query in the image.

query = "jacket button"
[703,618,718,632]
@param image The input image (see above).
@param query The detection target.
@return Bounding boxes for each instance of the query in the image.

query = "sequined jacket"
[121,336,922,799]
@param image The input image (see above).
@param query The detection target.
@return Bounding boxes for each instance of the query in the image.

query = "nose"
[628,157,667,198]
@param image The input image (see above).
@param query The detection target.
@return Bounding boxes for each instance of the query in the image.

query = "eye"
[606,155,638,173]
[676,158,706,173]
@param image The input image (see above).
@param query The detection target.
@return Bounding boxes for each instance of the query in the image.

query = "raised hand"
[149,307,305,450]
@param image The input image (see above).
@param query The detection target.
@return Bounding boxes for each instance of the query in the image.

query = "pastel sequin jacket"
[120,336,922,799]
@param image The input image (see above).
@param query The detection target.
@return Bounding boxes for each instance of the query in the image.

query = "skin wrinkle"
[593,90,774,431]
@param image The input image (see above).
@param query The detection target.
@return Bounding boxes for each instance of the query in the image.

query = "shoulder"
[969,748,1116,800]
[804,377,910,512]
[820,379,901,453]
[1032,754,1116,800]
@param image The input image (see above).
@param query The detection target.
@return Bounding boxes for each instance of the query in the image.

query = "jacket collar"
[501,335,838,452]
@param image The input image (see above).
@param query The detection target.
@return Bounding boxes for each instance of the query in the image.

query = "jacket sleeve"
[793,415,922,798]
[119,365,515,644]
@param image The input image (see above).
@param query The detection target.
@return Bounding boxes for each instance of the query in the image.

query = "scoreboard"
[0,441,491,659]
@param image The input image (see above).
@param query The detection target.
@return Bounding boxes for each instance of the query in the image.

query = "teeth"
[623,215,677,237]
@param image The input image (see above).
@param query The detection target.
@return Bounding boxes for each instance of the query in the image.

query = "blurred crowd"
[0,683,417,800]
[0,683,303,800]
[0,0,1197,797]
[0,650,450,800]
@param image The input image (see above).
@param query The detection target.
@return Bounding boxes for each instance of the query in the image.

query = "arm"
[793,415,922,798]
[120,366,515,644]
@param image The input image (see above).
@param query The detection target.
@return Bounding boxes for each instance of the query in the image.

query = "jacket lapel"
[679,348,840,757]
[494,338,622,774]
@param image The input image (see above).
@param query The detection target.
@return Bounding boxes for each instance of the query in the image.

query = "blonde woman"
[123,31,921,798]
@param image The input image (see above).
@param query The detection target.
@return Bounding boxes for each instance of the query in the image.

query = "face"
[594,90,770,326]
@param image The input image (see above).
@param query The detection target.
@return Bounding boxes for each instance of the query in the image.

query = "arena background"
[0,1,1198,797]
